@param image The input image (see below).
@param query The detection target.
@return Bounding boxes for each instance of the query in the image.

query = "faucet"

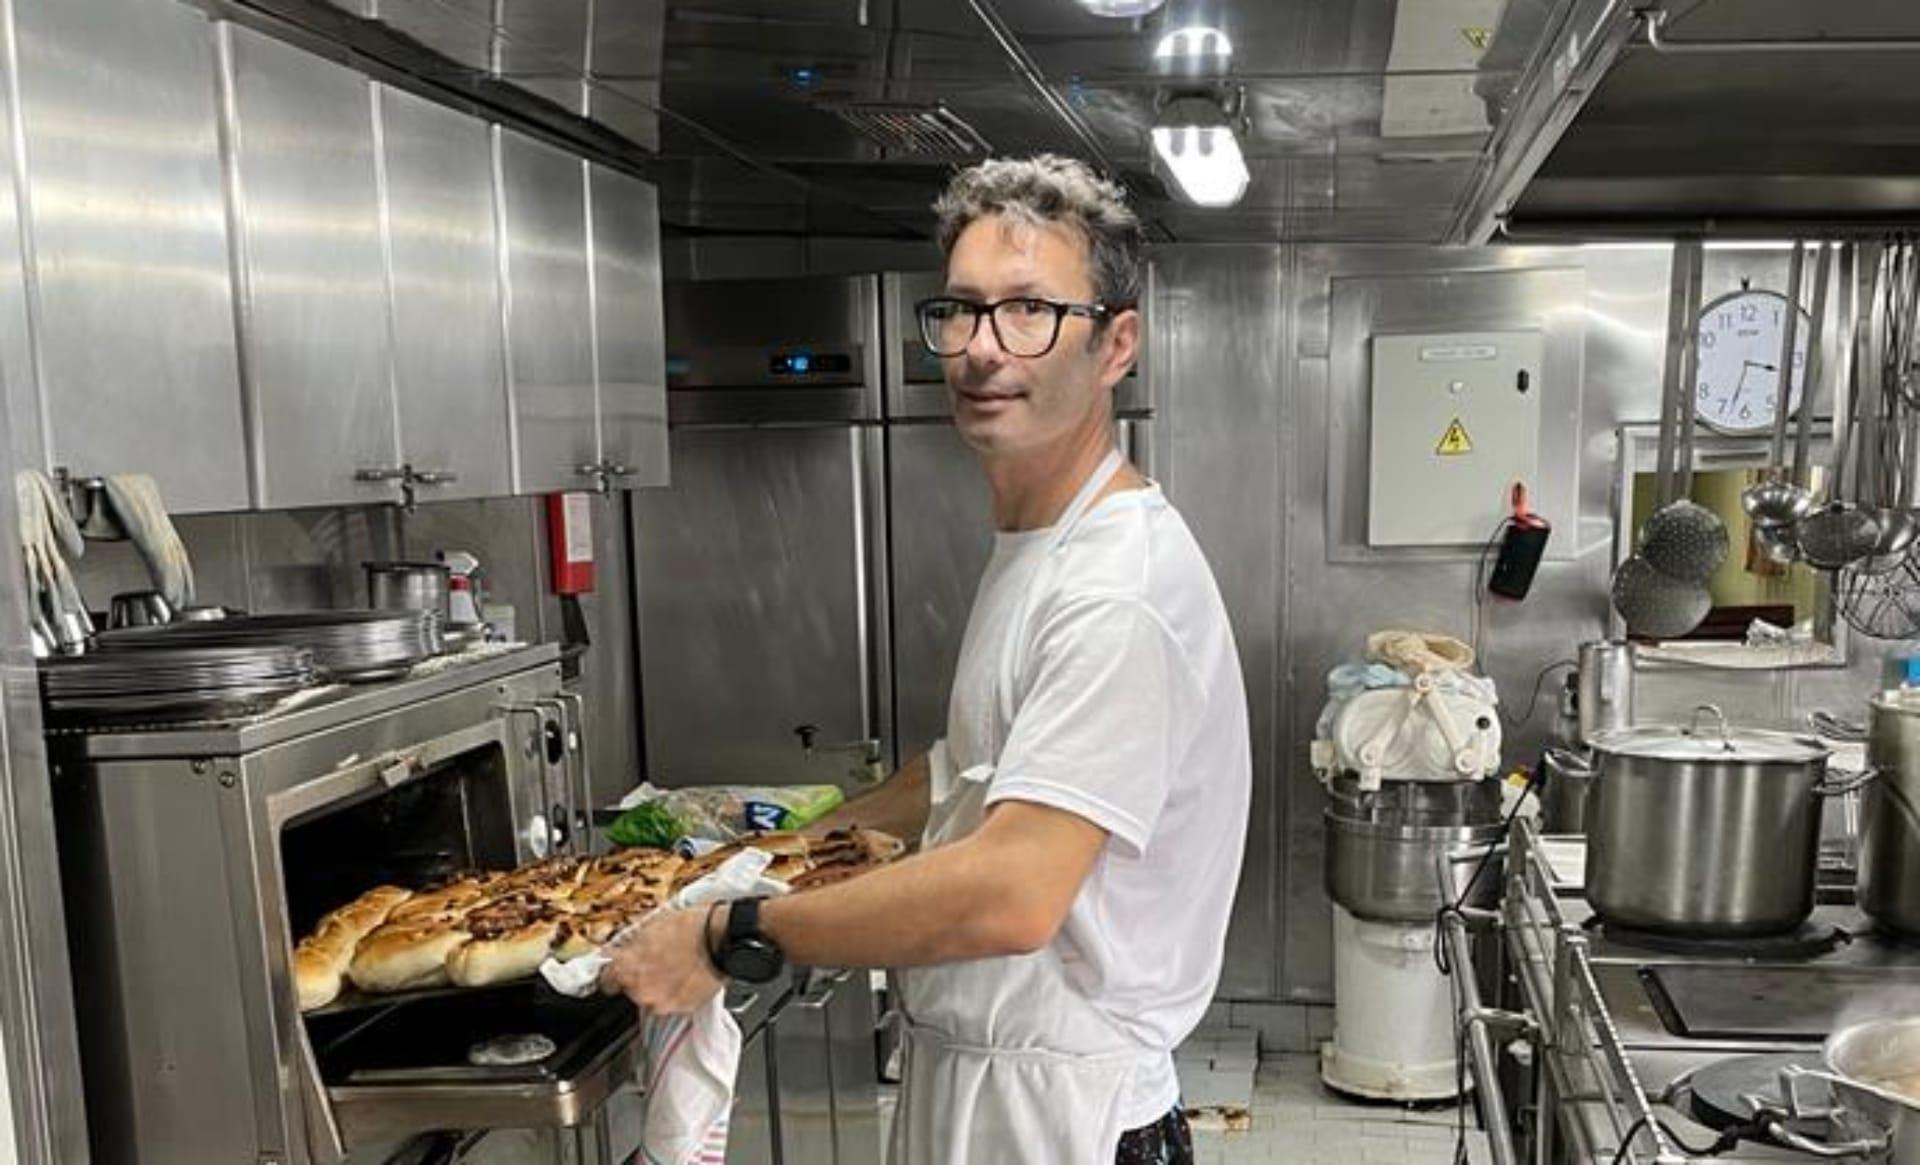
[793,724,887,787]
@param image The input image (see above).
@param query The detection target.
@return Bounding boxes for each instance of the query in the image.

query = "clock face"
[1693,289,1810,434]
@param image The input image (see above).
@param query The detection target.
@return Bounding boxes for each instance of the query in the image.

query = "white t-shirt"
[945,481,1251,1129]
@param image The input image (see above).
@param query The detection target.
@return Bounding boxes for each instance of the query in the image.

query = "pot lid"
[1591,705,1829,764]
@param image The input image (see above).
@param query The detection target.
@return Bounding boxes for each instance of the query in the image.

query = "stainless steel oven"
[51,644,645,1165]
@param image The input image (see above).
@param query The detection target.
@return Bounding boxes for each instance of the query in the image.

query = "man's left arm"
[601,800,1105,1013]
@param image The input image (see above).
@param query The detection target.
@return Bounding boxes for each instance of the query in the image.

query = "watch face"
[722,938,785,984]
[1694,289,1810,434]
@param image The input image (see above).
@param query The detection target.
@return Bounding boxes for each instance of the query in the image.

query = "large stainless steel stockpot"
[1865,691,1920,937]
[1586,705,1867,936]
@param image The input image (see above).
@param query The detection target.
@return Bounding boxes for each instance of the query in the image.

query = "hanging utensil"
[1614,240,1716,637]
[1641,242,1730,584]
[1744,242,1817,529]
[1794,243,1883,570]
[1855,241,1920,572]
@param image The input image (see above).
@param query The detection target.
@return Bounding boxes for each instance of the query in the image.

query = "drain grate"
[821,101,992,157]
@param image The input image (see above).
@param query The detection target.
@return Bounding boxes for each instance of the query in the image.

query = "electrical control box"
[1367,330,1543,547]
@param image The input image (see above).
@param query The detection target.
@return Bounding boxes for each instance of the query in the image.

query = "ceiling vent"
[821,101,992,158]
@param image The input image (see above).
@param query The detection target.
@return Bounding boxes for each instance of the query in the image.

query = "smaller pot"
[364,562,451,623]
[1539,748,1596,834]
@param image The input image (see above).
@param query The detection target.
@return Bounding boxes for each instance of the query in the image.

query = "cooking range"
[48,642,652,1165]
[1498,818,1920,1163]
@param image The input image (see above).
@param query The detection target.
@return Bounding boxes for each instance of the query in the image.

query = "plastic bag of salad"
[603,782,846,850]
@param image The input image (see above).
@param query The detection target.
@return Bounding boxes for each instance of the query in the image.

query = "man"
[605,154,1250,1163]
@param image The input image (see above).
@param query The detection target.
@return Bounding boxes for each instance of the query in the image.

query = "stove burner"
[1678,1052,1830,1145]
[468,1032,558,1067]
[1586,916,1851,960]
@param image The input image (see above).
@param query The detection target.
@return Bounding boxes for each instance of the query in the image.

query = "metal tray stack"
[39,645,318,723]
[94,611,440,682]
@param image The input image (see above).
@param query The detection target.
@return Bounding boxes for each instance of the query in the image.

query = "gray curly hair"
[932,155,1143,309]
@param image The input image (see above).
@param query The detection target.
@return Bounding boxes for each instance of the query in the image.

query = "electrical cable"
[1501,658,1578,730]
[1609,1115,1652,1165]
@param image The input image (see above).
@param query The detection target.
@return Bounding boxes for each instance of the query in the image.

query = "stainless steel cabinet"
[786,970,885,1165]
[375,84,512,501]
[11,0,249,512]
[728,987,779,1164]
[219,23,400,509]
[632,426,880,787]
[496,128,597,495]
[773,973,839,1163]
[589,163,668,489]
[885,422,994,763]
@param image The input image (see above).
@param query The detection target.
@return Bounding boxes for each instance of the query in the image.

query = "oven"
[51,644,645,1165]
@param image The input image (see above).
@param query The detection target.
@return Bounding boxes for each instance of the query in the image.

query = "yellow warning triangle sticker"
[1436,418,1474,456]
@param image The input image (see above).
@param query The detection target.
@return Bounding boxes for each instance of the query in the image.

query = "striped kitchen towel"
[640,992,740,1165]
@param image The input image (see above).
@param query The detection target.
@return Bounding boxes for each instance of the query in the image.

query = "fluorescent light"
[1151,123,1250,207]
[1153,25,1233,63]
[1073,0,1167,16]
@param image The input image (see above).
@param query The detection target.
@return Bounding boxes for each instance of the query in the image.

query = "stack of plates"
[40,645,317,722]
[94,610,440,682]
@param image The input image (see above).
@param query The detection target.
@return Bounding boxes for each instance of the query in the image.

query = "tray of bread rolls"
[295,827,906,1016]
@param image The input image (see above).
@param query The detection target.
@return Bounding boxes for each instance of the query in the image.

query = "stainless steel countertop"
[1508,827,1920,1162]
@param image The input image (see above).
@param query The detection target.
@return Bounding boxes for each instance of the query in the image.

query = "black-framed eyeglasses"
[913,296,1119,358]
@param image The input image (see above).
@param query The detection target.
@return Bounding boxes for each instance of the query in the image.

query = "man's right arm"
[809,750,931,842]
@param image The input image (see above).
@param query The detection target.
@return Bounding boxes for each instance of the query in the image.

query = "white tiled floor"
[1193,1054,1491,1165]
[875,1052,1492,1163]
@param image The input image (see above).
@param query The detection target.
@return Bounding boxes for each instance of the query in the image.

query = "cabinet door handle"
[408,468,458,486]
[354,467,405,483]
[574,463,605,477]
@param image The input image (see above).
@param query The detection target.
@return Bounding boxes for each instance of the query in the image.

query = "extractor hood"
[1452,0,1920,241]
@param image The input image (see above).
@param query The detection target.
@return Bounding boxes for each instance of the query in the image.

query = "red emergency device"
[546,492,596,595]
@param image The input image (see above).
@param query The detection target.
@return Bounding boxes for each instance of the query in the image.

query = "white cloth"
[637,1002,737,1165]
[893,450,1252,1160]
[101,473,194,609]
[14,470,90,639]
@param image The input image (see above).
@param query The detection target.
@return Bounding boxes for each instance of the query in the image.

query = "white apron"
[891,450,1162,1164]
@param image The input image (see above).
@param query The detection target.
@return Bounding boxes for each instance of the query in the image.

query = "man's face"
[940,215,1137,457]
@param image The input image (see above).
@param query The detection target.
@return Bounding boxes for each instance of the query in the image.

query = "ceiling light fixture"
[1072,0,1168,18]
[1152,25,1233,66]
[1151,93,1250,208]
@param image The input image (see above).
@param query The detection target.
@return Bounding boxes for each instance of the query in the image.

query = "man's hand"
[599,905,725,1015]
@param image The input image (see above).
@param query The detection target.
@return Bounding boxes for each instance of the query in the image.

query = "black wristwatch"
[709,898,785,984]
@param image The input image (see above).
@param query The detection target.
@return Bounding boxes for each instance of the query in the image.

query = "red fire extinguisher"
[546,492,595,595]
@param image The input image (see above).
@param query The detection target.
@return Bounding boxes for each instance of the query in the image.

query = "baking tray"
[308,980,640,1144]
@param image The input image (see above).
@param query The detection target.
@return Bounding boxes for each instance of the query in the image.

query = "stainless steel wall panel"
[0,0,40,477]
[1148,248,1287,1001]
[588,164,667,488]
[219,22,399,509]
[0,243,86,1163]
[632,427,871,786]
[375,84,511,500]
[496,128,597,494]
[15,0,248,512]
[885,421,992,766]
